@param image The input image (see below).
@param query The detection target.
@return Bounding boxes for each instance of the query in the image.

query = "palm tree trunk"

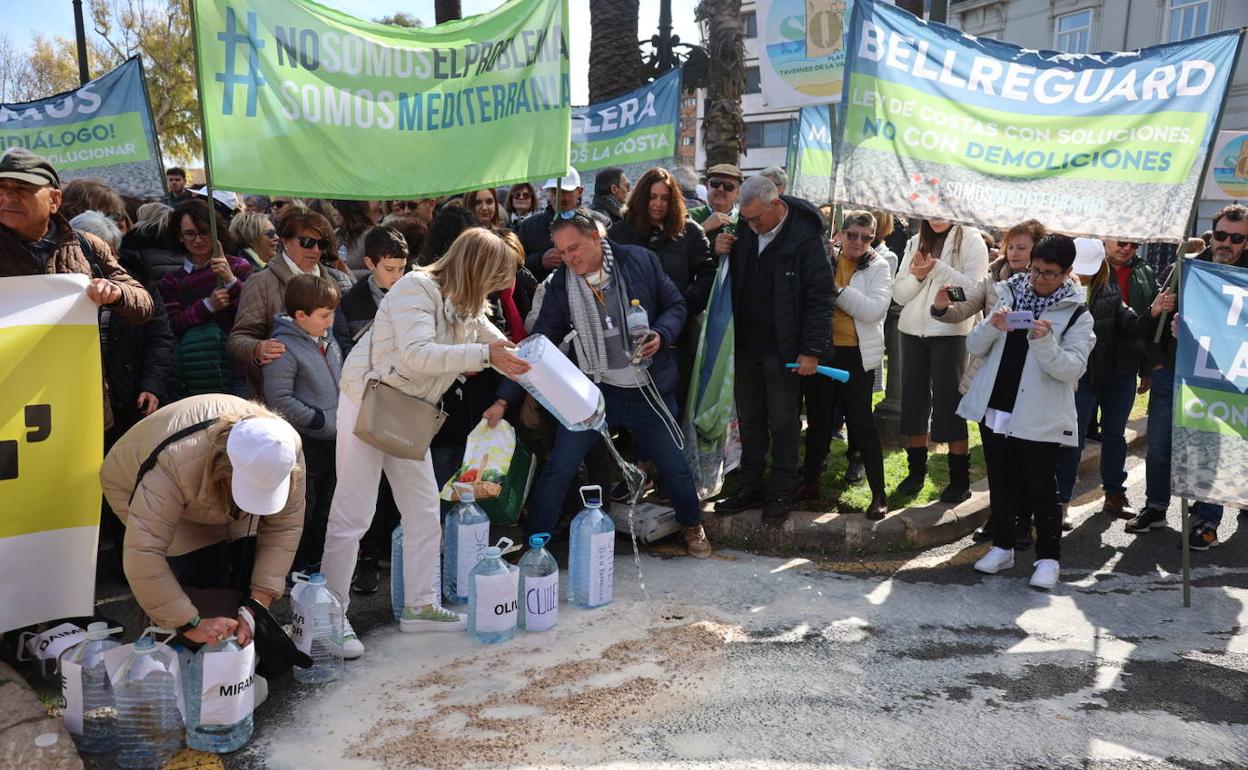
[434,0,462,24]
[696,0,744,168]
[589,0,644,103]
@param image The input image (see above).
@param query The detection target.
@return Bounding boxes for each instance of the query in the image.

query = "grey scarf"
[567,240,626,382]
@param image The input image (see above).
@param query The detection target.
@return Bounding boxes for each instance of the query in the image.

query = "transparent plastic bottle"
[517,533,559,632]
[59,622,122,753]
[442,484,490,605]
[568,485,616,608]
[626,299,653,369]
[515,334,606,431]
[184,637,253,753]
[390,525,404,621]
[467,538,518,644]
[113,629,184,769]
[289,572,345,684]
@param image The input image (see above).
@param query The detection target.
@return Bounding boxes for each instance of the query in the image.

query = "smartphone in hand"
[946,286,966,303]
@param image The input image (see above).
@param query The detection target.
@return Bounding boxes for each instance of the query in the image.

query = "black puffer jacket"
[1084,282,1146,391]
[728,195,835,362]
[105,289,176,432]
[607,218,716,315]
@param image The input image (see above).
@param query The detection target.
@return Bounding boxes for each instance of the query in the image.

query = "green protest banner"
[193,0,571,199]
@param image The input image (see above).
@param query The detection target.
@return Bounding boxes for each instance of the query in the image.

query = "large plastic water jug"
[113,628,184,769]
[442,484,490,605]
[515,334,606,431]
[467,537,518,644]
[184,636,253,753]
[290,572,345,684]
[59,622,122,753]
[568,485,615,608]
[518,533,559,632]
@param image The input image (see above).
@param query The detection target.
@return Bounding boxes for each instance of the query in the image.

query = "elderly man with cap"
[517,167,609,281]
[688,163,744,237]
[101,394,305,646]
[0,148,154,428]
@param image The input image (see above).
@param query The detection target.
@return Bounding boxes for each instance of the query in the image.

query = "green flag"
[193,0,571,199]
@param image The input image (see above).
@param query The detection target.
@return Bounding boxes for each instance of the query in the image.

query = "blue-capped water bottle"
[442,483,490,605]
[467,537,518,644]
[568,485,615,608]
[59,622,123,753]
[113,628,184,769]
[289,572,345,684]
[184,636,253,753]
[517,533,559,632]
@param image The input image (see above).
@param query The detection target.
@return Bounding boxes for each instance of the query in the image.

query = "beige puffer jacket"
[339,270,506,408]
[100,394,305,630]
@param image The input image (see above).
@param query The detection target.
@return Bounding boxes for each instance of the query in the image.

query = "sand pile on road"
[348,620,737,769]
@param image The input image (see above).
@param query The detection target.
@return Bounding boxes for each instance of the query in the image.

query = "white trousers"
[321,393,441,614]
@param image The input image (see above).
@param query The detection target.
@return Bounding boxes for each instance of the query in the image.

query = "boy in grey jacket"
[264,273,343,571]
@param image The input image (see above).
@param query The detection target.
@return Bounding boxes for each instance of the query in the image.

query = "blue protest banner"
[1173,258,1248,508]
[790,104,835,204]
[571,67,682,174]
[0,58,165,198]
[834,0,1243,242]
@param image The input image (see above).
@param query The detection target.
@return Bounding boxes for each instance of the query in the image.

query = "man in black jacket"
[589,167,629,224]
[712,176,835,520]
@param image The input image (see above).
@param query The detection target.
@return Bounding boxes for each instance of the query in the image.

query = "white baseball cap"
[1072,237,1106,276]
[226,417,298,515]
[543,167,581,191]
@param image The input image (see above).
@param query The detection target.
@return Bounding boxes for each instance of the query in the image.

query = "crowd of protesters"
[0,143,1237,655]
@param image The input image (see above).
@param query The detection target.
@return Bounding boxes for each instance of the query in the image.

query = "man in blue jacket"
[488,209,712,558]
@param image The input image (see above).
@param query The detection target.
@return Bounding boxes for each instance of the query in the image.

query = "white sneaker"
[1030,559,1060,591]
[973,546,1015,574]
[400,604,466,633]
[342,616,365,659]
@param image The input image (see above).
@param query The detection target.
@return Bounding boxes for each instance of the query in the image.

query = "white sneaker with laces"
[399,604,466,633]
[342,616,364,659]
[973,546,1015,574]
[1030,559,1060,591]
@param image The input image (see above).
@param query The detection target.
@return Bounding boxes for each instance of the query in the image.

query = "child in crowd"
[264,274,343,572]
[331,226,409,594]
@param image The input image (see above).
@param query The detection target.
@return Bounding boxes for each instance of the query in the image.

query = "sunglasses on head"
[297,235,331,251]
[708,179,737,191]
[1213,230,1247,245]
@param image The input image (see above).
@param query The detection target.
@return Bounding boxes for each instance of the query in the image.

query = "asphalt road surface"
[81,449,1248,769]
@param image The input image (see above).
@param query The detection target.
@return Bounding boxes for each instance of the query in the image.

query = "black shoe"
[844,458,865,484]
[1188,520,1219,551]
[938,454,971,504]
[865,494,888,521]
[762,497,791,522]
[895,447,928,496]
[352,557,379,595]
[1124,506,1167,534]
[971,524,992,542]
[715,490,765,515]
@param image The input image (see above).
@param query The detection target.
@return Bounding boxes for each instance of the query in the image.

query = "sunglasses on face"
[842,231,873,243]
[1213,230,1247,245]
[297,235,331,251]
[708,179,737,192]
[1114,240,1139,249]
[512,191,532,199]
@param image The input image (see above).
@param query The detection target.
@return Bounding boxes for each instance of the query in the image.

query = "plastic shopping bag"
[439,420,535,526]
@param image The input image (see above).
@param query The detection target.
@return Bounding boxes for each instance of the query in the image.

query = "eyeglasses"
[181,229,210,242]
[392,201,419,211]
[1029,266,1064,280]
[272,200,289,209]
[842,231,873,243]
[1114,240,1139,249]
[1213,230,1247,245]
[262,229,278,238]
[708,179,737,192]
[297,235,331,251]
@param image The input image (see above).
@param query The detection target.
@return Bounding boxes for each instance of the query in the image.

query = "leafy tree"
[375,12,423,28]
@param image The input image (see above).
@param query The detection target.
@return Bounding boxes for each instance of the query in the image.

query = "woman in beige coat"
[100,394,304,647]
[320,228,530,658]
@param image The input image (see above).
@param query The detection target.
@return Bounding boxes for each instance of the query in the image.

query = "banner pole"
[187,0,222,254]
[134,57,172,200]
[1181,498,1191,607]
[1156,27,1247,343]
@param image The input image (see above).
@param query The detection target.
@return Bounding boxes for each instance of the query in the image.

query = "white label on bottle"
[200,645,256,726]
[474,571,518,634]
[290,596,312,655]
[456,521,491,593]
[522,573,559,631]
[588,531,615,606]
[27,623,85,661]
[60,660,84,736]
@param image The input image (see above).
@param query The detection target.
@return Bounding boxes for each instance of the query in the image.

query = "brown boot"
[683,525,713,559]
[1102,492,1134,519]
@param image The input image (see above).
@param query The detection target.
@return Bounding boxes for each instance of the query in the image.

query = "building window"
[682,136,695,147]
[683,96,697,108]
[742,11,757,39]
[1166,0,1209,42]
[1054,10,1092,53]
[745,66,761,94]
[746,120,791,149]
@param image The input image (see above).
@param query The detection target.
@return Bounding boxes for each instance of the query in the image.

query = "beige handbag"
[353,322,446,460]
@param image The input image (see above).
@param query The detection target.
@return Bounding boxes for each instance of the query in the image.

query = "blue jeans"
[1145,367,1174,511]
[1057,372,1137,503]
[526,385,701,536]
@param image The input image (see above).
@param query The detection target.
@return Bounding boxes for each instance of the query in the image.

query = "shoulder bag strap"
[127,419,217,507]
